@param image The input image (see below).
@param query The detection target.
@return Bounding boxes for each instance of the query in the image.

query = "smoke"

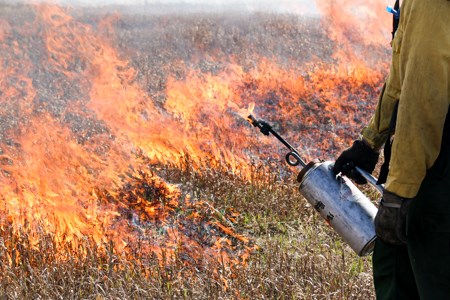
[1,0,320,15]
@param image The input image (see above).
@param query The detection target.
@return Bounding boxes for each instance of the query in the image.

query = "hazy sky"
[25,0,319,15]
[70,0,311,4]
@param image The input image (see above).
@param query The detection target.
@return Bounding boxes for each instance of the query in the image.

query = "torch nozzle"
[247,114,259,127]
[247,114,271,136]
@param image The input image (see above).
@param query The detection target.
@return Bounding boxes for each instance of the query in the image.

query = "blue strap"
[387,0,400,40]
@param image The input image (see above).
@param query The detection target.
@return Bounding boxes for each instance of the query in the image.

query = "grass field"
[1,160,377,299]
[0,2,388,298]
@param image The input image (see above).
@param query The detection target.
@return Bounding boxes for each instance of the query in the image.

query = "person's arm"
[362,21,404,151]
[385,0,450,198]
[362,83,399,151]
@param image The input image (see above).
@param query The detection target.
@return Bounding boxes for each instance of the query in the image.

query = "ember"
[0,0,391,296]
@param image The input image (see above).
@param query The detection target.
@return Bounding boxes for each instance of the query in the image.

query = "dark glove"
[333,139,379,184]
[374,190,412,246]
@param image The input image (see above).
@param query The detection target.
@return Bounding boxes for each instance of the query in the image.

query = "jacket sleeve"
[384,0,450,198]
[362,21,404,150]
[361,83,399,151]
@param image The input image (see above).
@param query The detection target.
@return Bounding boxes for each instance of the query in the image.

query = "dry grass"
[0,159,375,299]
[0,3,378,299]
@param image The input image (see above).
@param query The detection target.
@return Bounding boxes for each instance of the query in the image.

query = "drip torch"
[247,115,382,256]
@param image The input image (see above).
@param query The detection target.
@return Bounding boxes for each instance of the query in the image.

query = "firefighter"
[333,0,450,299]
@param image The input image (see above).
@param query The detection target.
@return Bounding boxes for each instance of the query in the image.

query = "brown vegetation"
[0,3,383,299]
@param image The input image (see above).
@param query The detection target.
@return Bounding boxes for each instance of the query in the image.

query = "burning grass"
[1,158,375,299]
[0,2,388,298]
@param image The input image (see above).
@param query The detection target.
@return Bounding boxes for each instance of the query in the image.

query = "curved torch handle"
[355,166,385,195]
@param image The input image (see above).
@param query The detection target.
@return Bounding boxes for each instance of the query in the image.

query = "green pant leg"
[372,239,420,300]
[407,173,450,299]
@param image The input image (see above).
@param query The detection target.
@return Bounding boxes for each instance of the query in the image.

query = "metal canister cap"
[297,160,320,183]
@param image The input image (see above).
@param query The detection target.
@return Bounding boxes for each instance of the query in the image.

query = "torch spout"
[247,114,307,168]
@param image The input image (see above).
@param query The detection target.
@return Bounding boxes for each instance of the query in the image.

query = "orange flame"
[0,1,390,271]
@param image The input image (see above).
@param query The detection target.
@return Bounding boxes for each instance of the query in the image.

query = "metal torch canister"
[297,160,378,256]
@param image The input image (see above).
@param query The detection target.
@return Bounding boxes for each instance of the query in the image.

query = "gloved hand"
[374,190,412,245]
[333,139,379,184]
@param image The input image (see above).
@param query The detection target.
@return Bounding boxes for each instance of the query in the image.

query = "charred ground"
[0,3,384,299]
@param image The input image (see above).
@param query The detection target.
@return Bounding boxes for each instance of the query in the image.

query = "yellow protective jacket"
[361,0,450,198]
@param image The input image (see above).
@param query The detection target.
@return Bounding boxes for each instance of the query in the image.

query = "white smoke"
[1,0,319,15]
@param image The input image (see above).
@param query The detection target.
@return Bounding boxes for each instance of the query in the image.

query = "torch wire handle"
[355,166,385,195]
[267,127,307,168]
[248,115,307,167]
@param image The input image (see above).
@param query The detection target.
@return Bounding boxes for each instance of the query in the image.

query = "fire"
[0,0,390,277]
[315,0,391,63]
[0,4,256,270]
